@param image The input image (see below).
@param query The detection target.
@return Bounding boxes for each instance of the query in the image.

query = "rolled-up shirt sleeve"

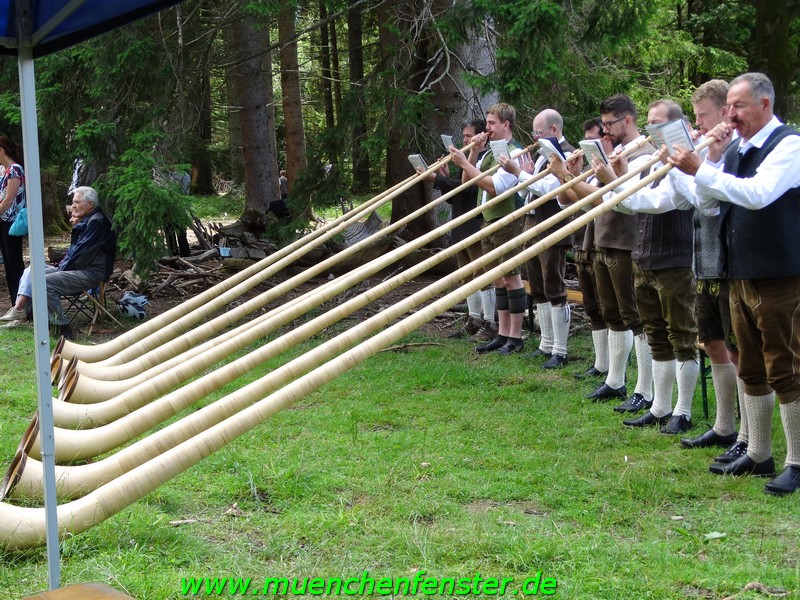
[491,163,524,197]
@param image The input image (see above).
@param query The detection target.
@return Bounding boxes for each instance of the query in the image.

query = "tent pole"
[18,45,61,590]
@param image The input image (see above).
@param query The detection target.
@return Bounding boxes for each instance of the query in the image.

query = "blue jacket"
[59,207,116,280]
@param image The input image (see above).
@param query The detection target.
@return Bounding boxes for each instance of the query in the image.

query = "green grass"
[0,313,798,599]
[189,194,245,221]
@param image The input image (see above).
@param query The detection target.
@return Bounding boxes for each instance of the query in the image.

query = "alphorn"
[34,141,648,449]
[54,150,550,414]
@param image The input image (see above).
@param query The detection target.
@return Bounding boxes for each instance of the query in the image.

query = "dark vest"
[594,141,656,251]
[631,163,694,271]
[532,139,576,246]
[693,210,725,279]
[722,125,800,279]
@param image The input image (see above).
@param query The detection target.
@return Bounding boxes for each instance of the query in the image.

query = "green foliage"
[96,130,192,279]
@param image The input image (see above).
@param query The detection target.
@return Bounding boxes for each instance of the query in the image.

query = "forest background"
[0,0,797,272]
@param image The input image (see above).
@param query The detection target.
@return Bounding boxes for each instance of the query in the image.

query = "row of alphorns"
[0,133,714,549]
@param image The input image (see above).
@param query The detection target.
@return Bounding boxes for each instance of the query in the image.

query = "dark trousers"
[524,215,567,305]
[633,264,697,362]
[696,278,736,350]
[526,247,567,305]
[593,247,641,334]
[455,241,484,286]
[575,249,604,330]
[730,277,800,403]
[0,219,24,304]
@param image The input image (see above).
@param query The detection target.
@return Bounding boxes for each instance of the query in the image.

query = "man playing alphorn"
[670,73,800,494]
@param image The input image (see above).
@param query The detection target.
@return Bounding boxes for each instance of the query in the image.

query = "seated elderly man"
[1,186,116,335]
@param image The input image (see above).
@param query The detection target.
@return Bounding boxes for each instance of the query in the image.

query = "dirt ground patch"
[0,232,459,342]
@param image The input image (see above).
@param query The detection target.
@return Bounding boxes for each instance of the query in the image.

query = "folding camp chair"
[61,281,121,334]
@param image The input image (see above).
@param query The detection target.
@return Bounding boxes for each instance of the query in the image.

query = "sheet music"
[579,139,609,165]
[407,154,428,171]
[489,140,510,162]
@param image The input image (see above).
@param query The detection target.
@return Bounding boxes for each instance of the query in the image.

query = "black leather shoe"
[713,441,748,464]
[476,336,507,354]
[680,428,738,449]
[527,348,552,359]
[764,466,800,496]
[709,454,776,477]
[587,383,627,401]
[613,393,651,413]
[660,414,692,434]
[575,366,607,379]
[623,411,672,428]
[496,340,524,355]
[542,353,567,369]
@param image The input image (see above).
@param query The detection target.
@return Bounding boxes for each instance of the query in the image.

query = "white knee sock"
[606,329,632,390]
[633,333,654,401]
[550,304,570,356]
[651,359,676,418]
[536,303,553,353]
[673,358,699,419]
[745,392,775,463]
[466,291,482,320]
[736,378,749,444]
[711,363,738,437]
[481,288,496,324]
[780,400,800,467]
[592,328,609,373]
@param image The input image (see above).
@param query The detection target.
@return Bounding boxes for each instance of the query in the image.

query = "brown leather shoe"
[448,315,482,339]
[470,320,498,342]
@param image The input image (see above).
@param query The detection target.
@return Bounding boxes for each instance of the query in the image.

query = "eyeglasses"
[531,130,543,138]
[601,116,625,129]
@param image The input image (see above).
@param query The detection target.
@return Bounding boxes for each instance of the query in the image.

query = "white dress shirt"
[693,116,800,211]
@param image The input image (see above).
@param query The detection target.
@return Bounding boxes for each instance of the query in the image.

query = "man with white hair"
[670,72,800,494]
[499,108,575,368]
[1,186,116,336]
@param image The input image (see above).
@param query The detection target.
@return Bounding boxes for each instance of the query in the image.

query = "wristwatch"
[559,173,574,183]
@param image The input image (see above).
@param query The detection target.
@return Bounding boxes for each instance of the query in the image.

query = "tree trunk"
[319,2,336,132]
[43,169,69,235]
[426,0,498,145]
[229,5,278,231]
[279,2,310,219]
[348,6,370,192]
[330,11,343,126]
[192,55,215,195]
[225,51,245,186]
[377,0,433,241]
[752,0,800,119]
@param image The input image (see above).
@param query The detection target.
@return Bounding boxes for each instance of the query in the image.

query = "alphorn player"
[420,119,497,342]
[499,109,575,369]
[552,94,656,412]
[669,72,800,494]
[678,80,750,464]
[590,100,699,435]
[450,103,528,355]
[572,117,611,382]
